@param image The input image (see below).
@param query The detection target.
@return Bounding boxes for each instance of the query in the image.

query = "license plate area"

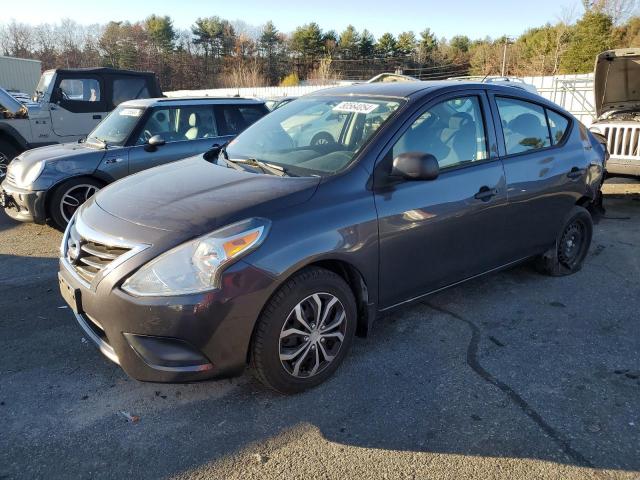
[59,273,82,314]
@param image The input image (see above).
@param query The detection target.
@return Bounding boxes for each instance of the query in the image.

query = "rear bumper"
[0,181,46,223]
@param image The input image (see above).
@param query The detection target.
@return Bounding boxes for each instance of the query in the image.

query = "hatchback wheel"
[535,205,593,276]
[49,177,102,230]
[250,267,357,394]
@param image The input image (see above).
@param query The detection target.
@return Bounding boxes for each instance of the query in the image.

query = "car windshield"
[223,96,403,176]
[86,105,145,147]
[34,71,54,101]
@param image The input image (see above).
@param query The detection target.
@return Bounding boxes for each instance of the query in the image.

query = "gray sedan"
[0,97,268,229]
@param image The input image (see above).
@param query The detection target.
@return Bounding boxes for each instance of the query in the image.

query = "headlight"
[121,218,270,297]
[10,160,45,188]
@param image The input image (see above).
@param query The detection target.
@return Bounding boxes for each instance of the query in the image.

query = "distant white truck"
[0,67,162,177]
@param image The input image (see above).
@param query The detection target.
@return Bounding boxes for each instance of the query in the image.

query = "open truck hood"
[594,49,640,118]
[0,87,27,115]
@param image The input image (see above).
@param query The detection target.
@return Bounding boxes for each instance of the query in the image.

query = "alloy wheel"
[0,153,7,179]
[60,184,99,223]
[279,292,347,378]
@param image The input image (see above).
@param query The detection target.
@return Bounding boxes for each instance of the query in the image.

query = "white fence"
[167,73,598,126]
[523,73,596,126]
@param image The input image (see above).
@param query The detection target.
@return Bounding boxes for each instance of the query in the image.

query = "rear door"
[50,73,108,138]
[375,91,509,308]
[488,93,582,260]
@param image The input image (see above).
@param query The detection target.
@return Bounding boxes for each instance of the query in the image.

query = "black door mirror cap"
[392,152,439,181]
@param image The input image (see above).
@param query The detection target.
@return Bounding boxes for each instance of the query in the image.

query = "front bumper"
[0,181,47,223]
[605,157,640,177]
[59,258,275,382]
[57,202,278,383]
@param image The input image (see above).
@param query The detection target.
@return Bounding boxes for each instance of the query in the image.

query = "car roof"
[43,67,156,76]
[119,97,266,108]
[307,80,540,100]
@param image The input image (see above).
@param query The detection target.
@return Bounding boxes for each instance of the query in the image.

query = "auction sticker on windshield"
[120,108,143,117]
[333,102,378,114]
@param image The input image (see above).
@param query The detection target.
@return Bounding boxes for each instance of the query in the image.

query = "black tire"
[310,132,335,146]
[535,205,593,276]
[48,177,103,231]
[0,140,19,179]
[250,266,357,394]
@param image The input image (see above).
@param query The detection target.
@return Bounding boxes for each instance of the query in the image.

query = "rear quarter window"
[546,109,570,145]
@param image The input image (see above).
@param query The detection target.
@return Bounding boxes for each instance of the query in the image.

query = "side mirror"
[391,152,439,181]
[203,143,223,161]
[148,135,166,147]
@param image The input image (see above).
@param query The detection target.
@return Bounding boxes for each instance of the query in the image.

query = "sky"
[3,0,582,40]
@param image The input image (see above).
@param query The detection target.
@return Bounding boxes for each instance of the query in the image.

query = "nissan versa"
[58,81,606,394]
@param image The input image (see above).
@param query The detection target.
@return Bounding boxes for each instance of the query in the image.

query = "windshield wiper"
[88,137,108,149]
[224,156,290,177]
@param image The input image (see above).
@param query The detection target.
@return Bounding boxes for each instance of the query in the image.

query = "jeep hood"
[94,156,321,234]
[0,87,27,115]
[594,49,640,118]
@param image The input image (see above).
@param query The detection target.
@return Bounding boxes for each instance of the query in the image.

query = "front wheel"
[250,267,357,394]
[535,205,593,276]
[49,177,103,230]
[0,140,19,179]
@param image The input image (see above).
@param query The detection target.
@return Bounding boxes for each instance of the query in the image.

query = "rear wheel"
[250,267,357,394]
[0,140,19,179]
[535,206,593,276]
[49,177,103,230]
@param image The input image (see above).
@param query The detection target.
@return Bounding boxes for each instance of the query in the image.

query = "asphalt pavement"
[0,180,639,480]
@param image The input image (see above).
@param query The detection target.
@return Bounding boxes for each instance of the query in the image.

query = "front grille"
[64,221,131,285]
[603,125,640,159]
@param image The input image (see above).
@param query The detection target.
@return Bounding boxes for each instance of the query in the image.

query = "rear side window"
[113,78,151,106]
[216,105,267,136]
[546,109,569,145]
[496,97,551,155]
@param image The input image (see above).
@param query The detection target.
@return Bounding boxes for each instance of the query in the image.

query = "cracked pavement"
[0,180,639,479]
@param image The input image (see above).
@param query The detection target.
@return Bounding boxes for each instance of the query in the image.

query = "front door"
[50,74,108,139]
[375,92,509,308]
[127,104,227,175]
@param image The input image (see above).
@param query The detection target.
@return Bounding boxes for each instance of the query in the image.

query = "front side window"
[392,96,488,169]
[224,96,403,176]
[58,78,101,102]
[112,78,150,106]
[135,105,217,145]
[496,97,551,155]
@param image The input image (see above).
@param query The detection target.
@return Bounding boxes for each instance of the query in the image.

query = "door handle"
[567,167,583,179]
[474,186,498,201]
[93,114,102,120]
[105,157,124,165]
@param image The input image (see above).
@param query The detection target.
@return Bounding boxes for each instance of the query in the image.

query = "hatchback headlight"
[9,160,45,188]
[121,218,270,297]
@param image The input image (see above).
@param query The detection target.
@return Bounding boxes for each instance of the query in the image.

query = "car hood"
[0,87,25,115]
[594,49,640,118]
[18,142,104,167]
[94,156,321,234]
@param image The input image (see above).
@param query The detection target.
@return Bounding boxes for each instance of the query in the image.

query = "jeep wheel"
[0,141,19,179]
[250,267,357,394]
[49,177,103,230]
[535,206,593,276]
